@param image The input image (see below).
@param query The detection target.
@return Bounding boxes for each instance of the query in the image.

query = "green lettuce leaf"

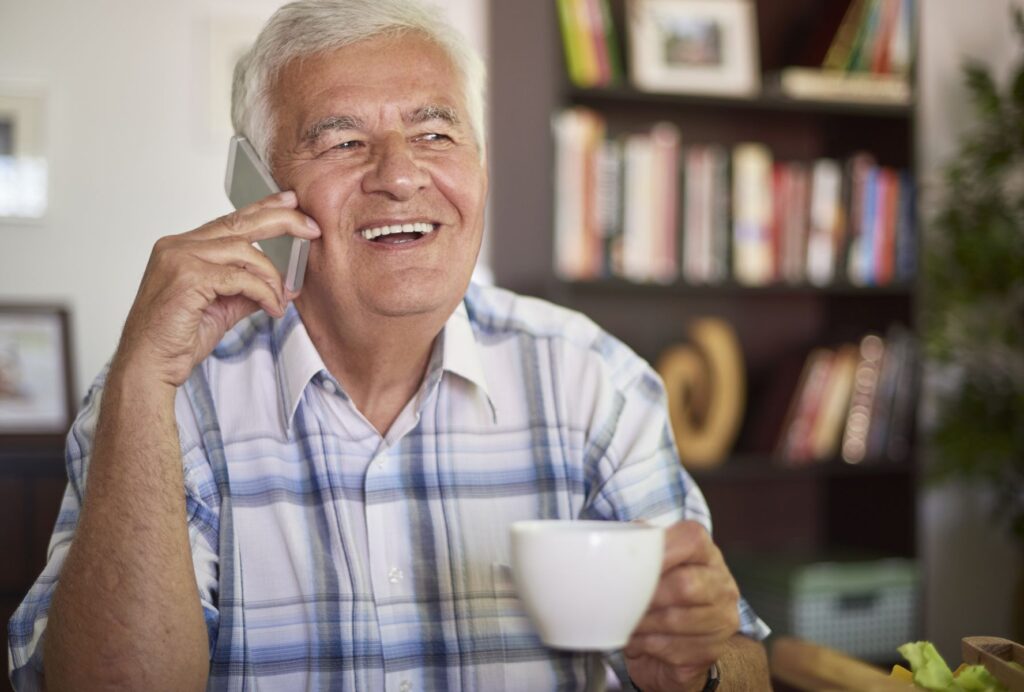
[897,641,1008,692]
[954,664,1005,691]
[899,641,957,690]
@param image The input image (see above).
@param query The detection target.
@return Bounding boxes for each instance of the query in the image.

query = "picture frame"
[0,305,75,444]
[627,0,760,97]
[0,82,48,221]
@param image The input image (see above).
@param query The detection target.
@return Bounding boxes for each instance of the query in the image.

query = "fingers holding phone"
[115,189,321,390]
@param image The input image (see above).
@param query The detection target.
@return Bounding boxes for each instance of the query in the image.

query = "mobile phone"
[224,135,310,292]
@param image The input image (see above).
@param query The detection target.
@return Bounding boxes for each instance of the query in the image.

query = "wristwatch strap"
[629,662,719,692]
[702,662,720,691]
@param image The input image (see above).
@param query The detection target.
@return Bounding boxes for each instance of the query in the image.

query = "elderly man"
[8,1,769,690]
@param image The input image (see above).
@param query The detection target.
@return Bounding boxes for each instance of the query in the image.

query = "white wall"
[917,0,1024,662]
[0,0,487,400]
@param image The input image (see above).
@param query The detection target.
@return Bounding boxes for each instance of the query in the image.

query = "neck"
[295,299,447,435]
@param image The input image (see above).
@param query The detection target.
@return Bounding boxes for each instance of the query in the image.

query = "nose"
[362,133,429,200]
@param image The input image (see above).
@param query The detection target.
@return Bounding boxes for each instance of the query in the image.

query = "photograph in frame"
[0,83,48,221]
[0,306,74,437]
[628,0,760,97]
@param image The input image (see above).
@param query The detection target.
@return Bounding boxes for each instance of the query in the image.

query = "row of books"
[555,0,622,88]
[552,108,916,287]
[777,0,914,104]
[776,327,916,466]
[823,0,914,76]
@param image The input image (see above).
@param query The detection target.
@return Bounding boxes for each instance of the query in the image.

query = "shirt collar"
[273,299,497,432]
[440,300,497,422]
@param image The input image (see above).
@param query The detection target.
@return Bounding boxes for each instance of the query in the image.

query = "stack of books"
[775,327,916,466]
[552,107,916,287]
[555,0,623,88]
[776,0,914,105]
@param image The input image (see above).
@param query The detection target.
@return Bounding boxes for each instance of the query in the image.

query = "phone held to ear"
[224,135,310,292]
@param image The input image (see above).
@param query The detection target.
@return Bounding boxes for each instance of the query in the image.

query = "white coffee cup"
[509,520,665,650]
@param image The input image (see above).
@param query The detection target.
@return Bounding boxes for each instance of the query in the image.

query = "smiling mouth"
[360,222,437,244]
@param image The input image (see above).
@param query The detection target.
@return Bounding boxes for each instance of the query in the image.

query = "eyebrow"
[300,104,461,146]
[302,114,364,145]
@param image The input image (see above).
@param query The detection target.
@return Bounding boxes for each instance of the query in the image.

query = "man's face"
[268,33,487,324]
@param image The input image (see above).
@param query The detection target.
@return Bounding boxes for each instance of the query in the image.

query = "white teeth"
[361,222,436,240]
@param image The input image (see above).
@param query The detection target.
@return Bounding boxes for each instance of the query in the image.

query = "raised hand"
[624,521,741,692]
[114,190,321,388]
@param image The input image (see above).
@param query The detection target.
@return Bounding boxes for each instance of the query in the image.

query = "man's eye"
[331,140,363,150]
[418,133,452,143]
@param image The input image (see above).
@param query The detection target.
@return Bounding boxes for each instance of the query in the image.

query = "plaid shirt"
[8,282,768,691]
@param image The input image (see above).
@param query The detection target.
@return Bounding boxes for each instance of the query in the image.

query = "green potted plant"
[923,8,1024,551]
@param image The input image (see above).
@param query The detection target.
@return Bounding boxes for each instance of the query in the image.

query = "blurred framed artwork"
[627,0,760,97]
[0,305,74,441]
[0,82,48,221]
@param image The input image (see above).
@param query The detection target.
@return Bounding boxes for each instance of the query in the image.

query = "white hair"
[231,0,487,162]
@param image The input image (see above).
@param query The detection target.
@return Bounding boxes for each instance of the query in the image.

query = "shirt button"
[388,567,404,584]
[322,379,338,395]
[399,681,413,692]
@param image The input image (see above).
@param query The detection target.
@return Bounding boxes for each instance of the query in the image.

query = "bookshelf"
[488,0,920,592]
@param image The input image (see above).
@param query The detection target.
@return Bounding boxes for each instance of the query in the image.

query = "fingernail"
[279,190,297,203]
[306,216,321,233]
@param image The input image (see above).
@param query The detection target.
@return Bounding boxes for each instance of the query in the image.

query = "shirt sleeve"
[576,349,771,659]
[6,368,222,690]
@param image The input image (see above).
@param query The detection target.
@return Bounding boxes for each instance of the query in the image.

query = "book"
[709,146,731,283]
[842,152,877,284]
[809,343,859,461]
[596,0,624,84]
[806,158,845,286]
[884,326,917,462]
[732,143,775,286]
[823,0,871,70]
[571,0,602,86]
[777,348,835,464]
[556,0,587,87]
[894,169,916,282]
[649,122,681,283]
[595,138,624,277]
[888,0,914,76]
[780,162,811,284]
[552,108,605,280]
[841,333,886,464]
[869,0,903,74]
[865,325,910,461]
[683,146,712,283]
[873,167,899,285]
[776,67,911,105]
[621,132,655,282]
[847,0,883,72]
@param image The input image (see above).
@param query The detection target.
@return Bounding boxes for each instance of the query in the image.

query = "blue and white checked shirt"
[9,281,768,691]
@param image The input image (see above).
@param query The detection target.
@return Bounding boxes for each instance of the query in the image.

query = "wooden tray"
[962,636,1024,692]
[770,636,910,691]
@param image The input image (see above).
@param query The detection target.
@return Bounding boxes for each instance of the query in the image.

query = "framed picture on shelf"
[627,0,760,97]
[0,305,74,440]
[0,82,48,221]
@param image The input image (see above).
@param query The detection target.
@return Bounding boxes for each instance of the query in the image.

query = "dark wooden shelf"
[554,278,915,299]
[567,84,914,120]
[689,455,915,483]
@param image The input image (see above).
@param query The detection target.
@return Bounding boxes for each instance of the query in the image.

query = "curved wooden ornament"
[656,318,746,470]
